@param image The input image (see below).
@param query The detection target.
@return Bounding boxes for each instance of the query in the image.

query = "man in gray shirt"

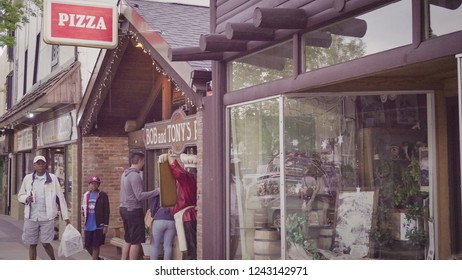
[119,152,158,260]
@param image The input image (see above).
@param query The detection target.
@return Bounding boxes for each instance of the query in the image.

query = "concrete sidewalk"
[0,214,120,260]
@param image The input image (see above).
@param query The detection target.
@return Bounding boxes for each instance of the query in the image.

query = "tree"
[0,0,42,47]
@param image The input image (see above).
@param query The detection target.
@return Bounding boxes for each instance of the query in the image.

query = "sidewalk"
[0,214,121,260]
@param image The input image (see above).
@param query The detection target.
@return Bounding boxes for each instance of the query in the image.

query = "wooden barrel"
[254,209,268,228]
[254,228,281,259]
[317,228,333,250]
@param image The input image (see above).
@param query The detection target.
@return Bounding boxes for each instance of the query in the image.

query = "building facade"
[0,0,102,235]
[171,0,462,260]
[77,0,210,259]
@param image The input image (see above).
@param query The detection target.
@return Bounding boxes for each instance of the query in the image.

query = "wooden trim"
[412,0,424,48]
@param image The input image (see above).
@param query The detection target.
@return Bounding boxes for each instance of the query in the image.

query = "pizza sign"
[43,0,118,49]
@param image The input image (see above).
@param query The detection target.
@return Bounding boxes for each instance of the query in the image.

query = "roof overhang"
[0,61,81,128]
[120,2,204,107]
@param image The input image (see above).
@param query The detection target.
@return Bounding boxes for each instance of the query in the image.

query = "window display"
[228,92,431,260]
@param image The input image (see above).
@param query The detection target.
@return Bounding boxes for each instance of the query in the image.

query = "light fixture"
[26,112,34,118]
[135,42,143,48]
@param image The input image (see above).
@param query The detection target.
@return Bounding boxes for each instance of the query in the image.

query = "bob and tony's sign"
[43,0,118,49]
[144,110,197,154]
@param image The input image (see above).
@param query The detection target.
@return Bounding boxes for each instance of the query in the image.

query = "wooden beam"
[323,18,367,38]
[225,22,275,41]
[253,8,307,29]
[135,72,162,129]
[199,34,247,52]
[162,75,172,121]
[168,47,223,61]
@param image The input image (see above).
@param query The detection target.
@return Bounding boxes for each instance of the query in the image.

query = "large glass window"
[229,41,293,91]
[428,0,462,38]
[228,92,433,260]
[304,0,412,72]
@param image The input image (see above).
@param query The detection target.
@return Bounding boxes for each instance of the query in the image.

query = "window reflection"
[304,0,412,72]
[228,93,432,260]
[429,0,462,37]
[229,41,293,91]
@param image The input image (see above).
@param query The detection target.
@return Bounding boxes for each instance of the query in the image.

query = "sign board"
[37,111,77,147]
[15,127,33,152]
[43,0,118,49]
[144,110,197,154]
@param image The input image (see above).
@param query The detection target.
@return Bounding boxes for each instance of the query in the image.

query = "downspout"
[77,126,83,232]
[457,53,462,258]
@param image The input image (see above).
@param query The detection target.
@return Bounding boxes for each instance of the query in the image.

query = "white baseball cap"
[33,155,46,163]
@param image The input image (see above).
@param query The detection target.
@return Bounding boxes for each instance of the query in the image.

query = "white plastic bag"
[58,224,84,257]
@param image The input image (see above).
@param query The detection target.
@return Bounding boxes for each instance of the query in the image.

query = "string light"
[83,30,200,134]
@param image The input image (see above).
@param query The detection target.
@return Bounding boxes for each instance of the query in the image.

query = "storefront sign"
[37,112,77,147]
[144,110,197,154]
[16,127,33,152]
[43,0,118,49]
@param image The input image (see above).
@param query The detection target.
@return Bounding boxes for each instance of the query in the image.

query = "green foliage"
[374,157,427,253]
[405,227,426,248]
[286,213,306,245]
[0,0,42,47]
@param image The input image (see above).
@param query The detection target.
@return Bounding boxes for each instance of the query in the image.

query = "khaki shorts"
[22,219,55,245]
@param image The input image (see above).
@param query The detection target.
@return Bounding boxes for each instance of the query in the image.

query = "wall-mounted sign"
[16,127,33,152]
[43,0,118,49]
[144,110,197,154]
[37,111,77,147]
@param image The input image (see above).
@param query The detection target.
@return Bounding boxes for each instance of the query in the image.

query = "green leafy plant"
[286,213,321,259]
[286,213,306,245]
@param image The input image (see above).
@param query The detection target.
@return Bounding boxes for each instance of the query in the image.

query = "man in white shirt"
[17,155,70,260]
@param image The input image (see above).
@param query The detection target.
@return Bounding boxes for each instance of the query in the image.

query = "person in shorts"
[119,152,159,260]
[82,176,110,260]
[17,155,70,260]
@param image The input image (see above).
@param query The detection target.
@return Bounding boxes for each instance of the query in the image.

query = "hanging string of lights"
[83,31,197,135]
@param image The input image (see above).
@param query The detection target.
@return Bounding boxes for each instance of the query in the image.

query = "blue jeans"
[150,219,176,260]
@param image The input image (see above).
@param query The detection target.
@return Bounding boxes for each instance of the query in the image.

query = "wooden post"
[162,75,172,120]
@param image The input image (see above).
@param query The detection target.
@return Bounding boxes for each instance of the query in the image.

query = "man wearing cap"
[18,155,70,260]
[82,176,110,260]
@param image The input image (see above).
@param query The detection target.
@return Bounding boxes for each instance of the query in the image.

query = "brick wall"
[82,136,128,238]
[196,110,203,259]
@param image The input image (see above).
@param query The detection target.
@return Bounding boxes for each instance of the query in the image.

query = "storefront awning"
[0,61,81,128]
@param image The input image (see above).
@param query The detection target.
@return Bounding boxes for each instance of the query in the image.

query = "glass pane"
[283,94,430,260]
[429,0,462,37]
[304,0,412,72]
[229,41,293,91]
[229,98,281,260]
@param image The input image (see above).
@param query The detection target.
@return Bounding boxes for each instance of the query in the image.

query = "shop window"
[427,0,462,38]
[228,92,433,260]
[229,40,293,91]
[303,0,412,72]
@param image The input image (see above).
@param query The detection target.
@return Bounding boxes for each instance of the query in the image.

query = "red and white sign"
[43,0,118,49]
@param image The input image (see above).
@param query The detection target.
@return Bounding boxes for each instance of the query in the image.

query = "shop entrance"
[447,96,462,254]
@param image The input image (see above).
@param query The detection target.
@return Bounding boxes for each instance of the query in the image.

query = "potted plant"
[286,213,321,260]
[373,157,427,259]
